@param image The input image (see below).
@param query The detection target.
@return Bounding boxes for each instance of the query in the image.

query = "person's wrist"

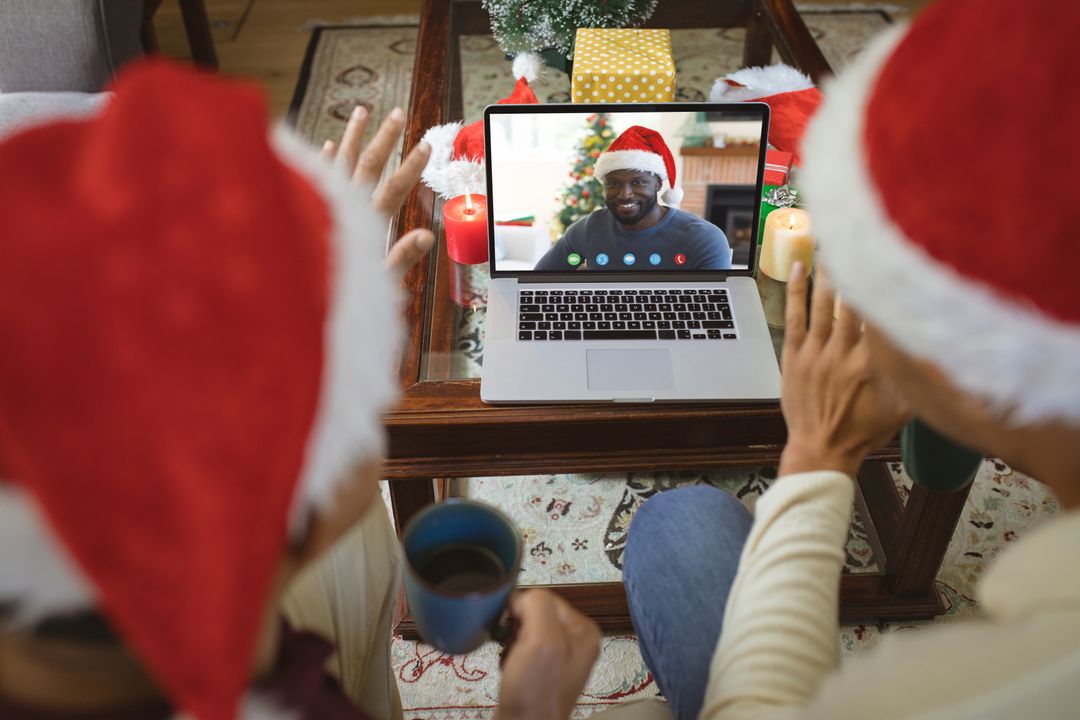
[779,439,864,479]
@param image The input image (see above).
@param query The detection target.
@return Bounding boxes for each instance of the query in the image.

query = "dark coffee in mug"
[402,499,521,654]
[417,543,506,594]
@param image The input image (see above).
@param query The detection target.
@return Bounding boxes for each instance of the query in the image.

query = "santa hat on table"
[421,52,542,199]
[802,0,1080,425]
[710,63,822,165]
[594,125,684,206]
[0,60,401,719]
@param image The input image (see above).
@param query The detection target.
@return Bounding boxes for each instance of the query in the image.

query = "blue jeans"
[623,486,754,720]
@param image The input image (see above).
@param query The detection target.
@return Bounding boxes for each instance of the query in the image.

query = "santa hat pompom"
[512,51,544,83]
[663,187,684,207]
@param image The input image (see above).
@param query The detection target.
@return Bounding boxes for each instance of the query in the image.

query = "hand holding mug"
[495,589,601,720]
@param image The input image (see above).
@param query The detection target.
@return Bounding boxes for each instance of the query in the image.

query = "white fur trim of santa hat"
[594,149,668,186]
[419,52,543,200]
[803,24,1080,425]
[709,63,814,102]
[0,125,403,623]
[271,126,402,529]
[593,149,682,206]
[419,120,486,199]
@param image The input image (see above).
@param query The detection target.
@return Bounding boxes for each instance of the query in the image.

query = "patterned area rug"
[290,10,1062,719]
[387,460,1059,717]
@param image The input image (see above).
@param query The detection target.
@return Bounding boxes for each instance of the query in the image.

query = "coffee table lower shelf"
[393,573,946,640]
[390,461,973,639]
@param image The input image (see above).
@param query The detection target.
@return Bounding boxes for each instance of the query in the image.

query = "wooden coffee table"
[387,0,972,636]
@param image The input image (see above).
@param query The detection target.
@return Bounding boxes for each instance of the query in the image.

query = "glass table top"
[418,12,892,380]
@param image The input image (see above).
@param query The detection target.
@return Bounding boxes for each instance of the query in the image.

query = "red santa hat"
[0,60,402,719]
[709,63,822,165]
[802,0,1080,425]
[420,52,541,199]
[594,125,684,206]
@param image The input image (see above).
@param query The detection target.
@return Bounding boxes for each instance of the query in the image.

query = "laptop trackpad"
[586,349,675,392]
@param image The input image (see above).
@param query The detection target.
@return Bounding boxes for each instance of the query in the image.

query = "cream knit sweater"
[701,471,1080,720]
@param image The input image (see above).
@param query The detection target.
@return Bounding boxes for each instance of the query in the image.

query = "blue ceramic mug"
[402,499,522,654]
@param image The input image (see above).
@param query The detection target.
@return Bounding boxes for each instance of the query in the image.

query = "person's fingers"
[385,228,435,278]
[783,261,809,357]
[507,589,559,627]
[373,141,431,216]
[808,267,836,344]
[335,105,370,174]
[354,106,406,187]
[834,299,863,348]
[552,596,601,660]
[320,139,337,161]
[505,590,565,659]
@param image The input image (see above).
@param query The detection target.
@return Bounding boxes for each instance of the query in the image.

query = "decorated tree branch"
[482,0,659,60]
[554,113,616,234]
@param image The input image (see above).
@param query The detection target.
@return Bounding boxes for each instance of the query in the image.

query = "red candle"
[443,193,489,265]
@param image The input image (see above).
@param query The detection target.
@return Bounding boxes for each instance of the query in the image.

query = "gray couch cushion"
[0,92,110,142]
[0,0,144,92]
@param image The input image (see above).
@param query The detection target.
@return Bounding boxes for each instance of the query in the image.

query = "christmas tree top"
[482,0,659,58]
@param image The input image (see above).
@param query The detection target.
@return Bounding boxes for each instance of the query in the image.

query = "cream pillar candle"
[759,208,813,280]
[756,208,813,327]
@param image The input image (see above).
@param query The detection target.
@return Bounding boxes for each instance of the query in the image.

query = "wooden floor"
[152,0,421,116]
[151,0,928,118]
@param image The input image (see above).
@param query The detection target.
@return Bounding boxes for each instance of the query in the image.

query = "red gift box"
[763,149,794,186]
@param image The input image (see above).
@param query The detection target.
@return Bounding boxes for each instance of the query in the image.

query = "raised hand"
[321,105,435,278]
[778,263,912,478]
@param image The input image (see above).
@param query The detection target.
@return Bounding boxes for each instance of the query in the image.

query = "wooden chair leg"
[178,0,219,69]
[141,0,165,54]
[743,6,774,68]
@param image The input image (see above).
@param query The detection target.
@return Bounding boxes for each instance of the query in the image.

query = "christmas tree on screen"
[555,113,616,234]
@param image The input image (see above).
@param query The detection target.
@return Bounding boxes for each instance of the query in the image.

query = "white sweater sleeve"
[700,470,855,720]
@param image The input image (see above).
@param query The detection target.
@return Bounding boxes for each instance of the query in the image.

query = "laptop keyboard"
[517,288,737,341]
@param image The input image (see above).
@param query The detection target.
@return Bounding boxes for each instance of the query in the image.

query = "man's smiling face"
[603,169,661,226]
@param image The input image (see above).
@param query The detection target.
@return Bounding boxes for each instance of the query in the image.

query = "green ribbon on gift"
[758,184,801,246]
[900,418,983,492]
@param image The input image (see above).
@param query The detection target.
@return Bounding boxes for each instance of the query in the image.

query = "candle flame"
[788,213,797,230]
[465,191,474,212]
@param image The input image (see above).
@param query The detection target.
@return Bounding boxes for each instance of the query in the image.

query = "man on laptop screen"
[533,125,732,271]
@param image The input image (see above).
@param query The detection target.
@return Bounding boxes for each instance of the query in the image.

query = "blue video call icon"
[595,253,609,266]
[623,253,636,266]
[649,253,661,266]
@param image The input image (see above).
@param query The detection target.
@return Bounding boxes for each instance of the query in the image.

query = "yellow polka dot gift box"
[571,28,676,103]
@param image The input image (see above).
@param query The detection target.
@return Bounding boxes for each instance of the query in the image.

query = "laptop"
[480,102,781,404]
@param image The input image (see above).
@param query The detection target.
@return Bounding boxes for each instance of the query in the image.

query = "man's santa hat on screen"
[421,52,542,199]
[594,125,684,206]
[0,60,402,720]
[710,63,821,165]
[801,0,1080,426]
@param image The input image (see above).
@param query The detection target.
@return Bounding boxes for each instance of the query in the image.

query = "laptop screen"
[484,103,769,277]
